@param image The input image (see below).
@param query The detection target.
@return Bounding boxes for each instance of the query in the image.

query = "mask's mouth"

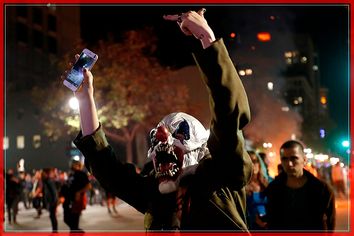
[155,162,180,180]
[153,146,182,184]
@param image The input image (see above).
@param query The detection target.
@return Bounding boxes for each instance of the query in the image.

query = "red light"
[257,32,271,42]
[230,32,236,38]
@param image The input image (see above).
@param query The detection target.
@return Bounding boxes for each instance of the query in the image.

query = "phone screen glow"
[66,52,96,87]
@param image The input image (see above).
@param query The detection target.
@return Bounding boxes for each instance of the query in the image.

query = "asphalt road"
[4,197,350,233]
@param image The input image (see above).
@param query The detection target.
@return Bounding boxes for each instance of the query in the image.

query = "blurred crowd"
[5,151,348,232]
[5,160,120,232]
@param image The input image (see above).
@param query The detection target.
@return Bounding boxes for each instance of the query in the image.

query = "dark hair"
[280,140,305,154]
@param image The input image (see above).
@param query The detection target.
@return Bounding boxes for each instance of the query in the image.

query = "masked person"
[69,8,252,231]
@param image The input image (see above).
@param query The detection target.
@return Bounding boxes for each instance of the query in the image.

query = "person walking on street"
[62,160,91,233]
[265,140,336,232]
[42,168,59,233]
[5,168,21,225]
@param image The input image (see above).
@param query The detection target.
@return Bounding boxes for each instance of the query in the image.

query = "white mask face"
[147,112,209,194]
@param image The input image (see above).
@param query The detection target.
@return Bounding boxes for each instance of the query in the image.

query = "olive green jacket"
[74,39,253,232]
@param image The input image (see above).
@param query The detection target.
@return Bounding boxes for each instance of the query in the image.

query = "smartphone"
[63,48,98,92]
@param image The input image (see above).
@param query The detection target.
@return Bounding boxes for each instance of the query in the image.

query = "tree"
[31,27,191,163]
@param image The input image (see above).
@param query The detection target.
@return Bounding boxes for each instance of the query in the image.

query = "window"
[32,8,43,25]
[16,22,28,43]
[47,36,57,54]
[33,29,43,49]
[33,135,41,148]
[48,14,56,32]
[3,137,9,150]
[17,136,25,149]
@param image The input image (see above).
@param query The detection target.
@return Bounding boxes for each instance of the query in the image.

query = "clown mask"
[147,112,209,194]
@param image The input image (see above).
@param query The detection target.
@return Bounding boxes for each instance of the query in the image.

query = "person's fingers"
[83,67,93,83]
[163,14,179,21]
[180,24,193,36]
[197,8,206,17]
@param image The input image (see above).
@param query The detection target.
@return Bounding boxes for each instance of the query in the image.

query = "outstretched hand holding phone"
[62,50,99,136]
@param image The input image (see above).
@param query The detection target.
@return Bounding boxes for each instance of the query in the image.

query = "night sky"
[80,4,349,152]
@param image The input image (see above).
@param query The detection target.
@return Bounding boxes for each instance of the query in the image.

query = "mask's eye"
[172,119,190,142]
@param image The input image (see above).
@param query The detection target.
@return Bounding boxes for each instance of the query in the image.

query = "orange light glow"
[257,32,271,42]
[320,96,327,105]
[230,32,236,38]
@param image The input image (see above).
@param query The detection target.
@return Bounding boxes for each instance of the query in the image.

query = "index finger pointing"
[163,14,179,21]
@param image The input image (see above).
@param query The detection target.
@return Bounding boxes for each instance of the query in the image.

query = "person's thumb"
[198,8,206,17]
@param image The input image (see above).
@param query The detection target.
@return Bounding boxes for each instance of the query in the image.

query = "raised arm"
[74,67,99,136]
[164,9,252,186]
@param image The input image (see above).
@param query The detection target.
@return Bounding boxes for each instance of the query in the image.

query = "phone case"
[63,48,98,92]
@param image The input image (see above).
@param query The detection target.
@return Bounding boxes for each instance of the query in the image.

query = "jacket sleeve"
[73,125,154,214]
[192,38,252,187]
[325,185,336,230]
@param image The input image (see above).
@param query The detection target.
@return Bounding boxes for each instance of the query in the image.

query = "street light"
[68,97,79,110]
[341,140,350,148]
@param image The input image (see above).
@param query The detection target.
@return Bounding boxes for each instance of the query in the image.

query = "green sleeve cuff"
[73,123,109,153]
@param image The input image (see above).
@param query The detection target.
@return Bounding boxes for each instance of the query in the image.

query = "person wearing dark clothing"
[42,168,59,232]
[265,140,335,232]
[69,8,252,232]
[62,161,90,233]
[6,168,21,225]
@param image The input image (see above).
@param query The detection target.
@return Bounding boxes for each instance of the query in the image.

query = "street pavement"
[3,197,350,233]
[4,201,145,233]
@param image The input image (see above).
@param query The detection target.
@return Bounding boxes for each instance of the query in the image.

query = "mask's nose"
[155,125,170,142]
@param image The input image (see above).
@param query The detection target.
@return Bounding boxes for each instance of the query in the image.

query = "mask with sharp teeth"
[147,112,209,194]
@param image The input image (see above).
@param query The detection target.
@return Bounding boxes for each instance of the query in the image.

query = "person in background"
[105,190,118,214]
[258,152,273,182]
[62,160,91,233]
[331,161,347,199]
[31,169,43,219]
[265,140,335,232]
[42,168,59,233]
[245,151,269,230]
[5,168,21,225]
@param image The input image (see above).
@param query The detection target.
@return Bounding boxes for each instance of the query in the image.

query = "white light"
[269,152,275,157]
[342,140,350,148]
[330,157,339,165]
[314,154,329,162]
[306,153,314,159]
[340,162,344,168]
[3,137,9,150]
[267,82,273,90]
[304,148,312,154]
[73,155,80,161]
[291,134,296,140]
[313,65,319,71]
[69,97,79,110]
[301,56,307,63]
[263,142,272,148]
[239,70,246,76]
[245,69,253,75]
[284,51,292,58]
[281,106,289,112]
